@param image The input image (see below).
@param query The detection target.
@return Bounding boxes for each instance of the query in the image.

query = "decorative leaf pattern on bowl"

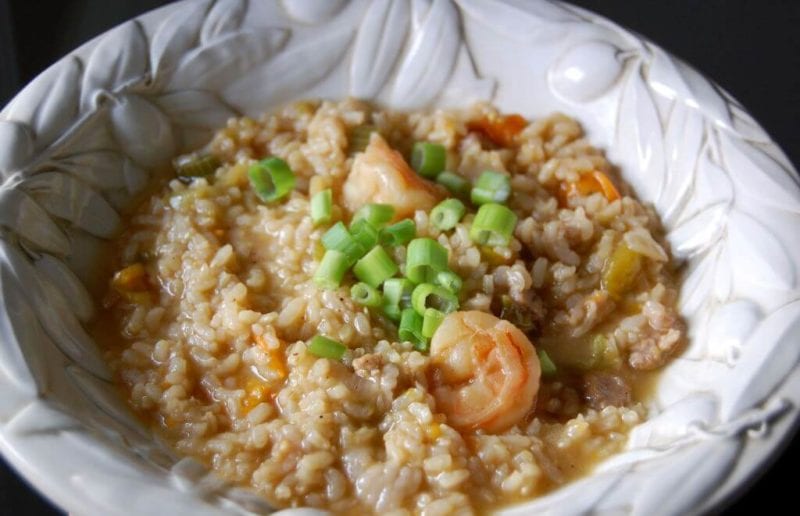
[0,1,798,515]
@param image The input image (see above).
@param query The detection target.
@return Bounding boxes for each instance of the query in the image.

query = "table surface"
[1,0,798,514]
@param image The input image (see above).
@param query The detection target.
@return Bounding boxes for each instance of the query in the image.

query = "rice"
[97,99,683,514]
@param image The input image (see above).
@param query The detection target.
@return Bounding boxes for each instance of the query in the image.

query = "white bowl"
[1,0,799,514]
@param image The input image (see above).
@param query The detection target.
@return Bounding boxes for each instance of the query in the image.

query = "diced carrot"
[468,114,527,147]
[242,376,268,412]
[112,263,149,292]
[254,334,288,379]
[558,171,620,207]
[579,171,620,202]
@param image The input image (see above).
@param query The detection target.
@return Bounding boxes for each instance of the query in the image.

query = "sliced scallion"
[380,219,416,246]
[435,269,462,294]
[411,283,459,316]
[422,308,445,339]
[399,308,427,351]
[430,198,466,231]
[350,219,379,251]
[383,304,402,322]
[248,157,296,203]
[307,335,346,360]
[353,246,398,288]
[350,282,383,308]
[352,203,395,229]
[311,188,333,226]
[349,125,378,155]
[436,171,471,199]
[405,238,448,284]
[538,349,557,377]
[382,277,414,322]
[382,278,414,308]
[469,203,518,247]
[173,152,220,179]
[314,250,350,290]
[321,222,365,265]
[411,142,446,179]
[471,170,511,205]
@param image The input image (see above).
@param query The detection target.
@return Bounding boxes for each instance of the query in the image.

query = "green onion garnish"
[430,198,466,231]
[350,282,383,308]
[314,250,350,290]
[405,238,448,284]
[311,188,333,226]
[382,304,401,322]
[173,152,221,179]
[382,277,414,322]
[349,125,378,155]
[322,222,365,265]
[399,308,427,351]
[411,283,459,316]
[436,171,470,198]
[471,170,511,205]
[422,308,445,339]
[353,246,398,288]
[307,335,346,359]
[411,142,446,179]
[435,269,462,293]
[350,219,379,251]
[352,203,395,229]
[469,203,518,247]
[538,349,557,376]
[380,219,416,246]
[248,157,296,203]
[383,278,414,308]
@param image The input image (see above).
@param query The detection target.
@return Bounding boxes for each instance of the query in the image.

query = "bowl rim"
[0,0,799,514]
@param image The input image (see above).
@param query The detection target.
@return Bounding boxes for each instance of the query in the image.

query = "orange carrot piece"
[558,171,620,207]
[468,114,527,147]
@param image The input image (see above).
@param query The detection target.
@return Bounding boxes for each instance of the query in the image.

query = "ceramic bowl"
[1,0,799,514]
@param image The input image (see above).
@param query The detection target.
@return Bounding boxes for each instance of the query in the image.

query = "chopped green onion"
[349,125,378,155]
[311,189,333,226]
[173,152,220,179]
[350,219,379,251]
[382,277,414,321]
[353,246,398,288]
[411,142,446,179]
[435,269,462,293]
[436,171,471,198]
[307,335,346,360]
[399,308,427,351]
[350,282,383,308]
[411,283,459,316]
[422,308,445,339]
[538,349,557,377]
[382,304,402,322]
[430,198,466,231]
[380,219,416,246]
[248,157,296,203]
[321,222,365,264]
[314,250,350,290]
[469,203,518,247]
[471,170,511,205]
[405,238,448,284]
[352,203,395,228]
[382,278,414,308]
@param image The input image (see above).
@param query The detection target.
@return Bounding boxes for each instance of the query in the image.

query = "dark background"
[0,0,798,514]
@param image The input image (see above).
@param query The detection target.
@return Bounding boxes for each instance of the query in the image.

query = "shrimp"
[343,133,443,220]
[428,311,540,433]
